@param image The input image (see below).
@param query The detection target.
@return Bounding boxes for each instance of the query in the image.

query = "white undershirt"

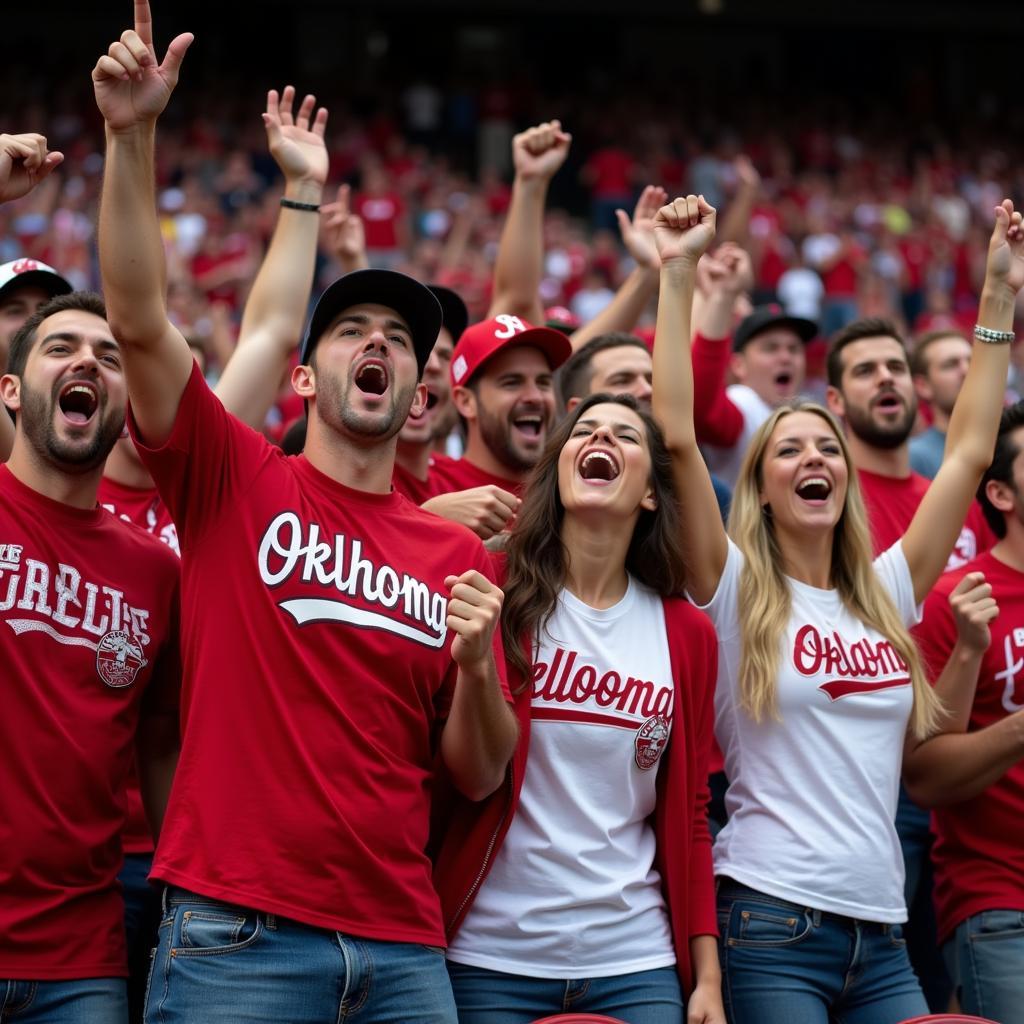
[695,539,919,922]
[448,578,677,977]
[704,385,773,488]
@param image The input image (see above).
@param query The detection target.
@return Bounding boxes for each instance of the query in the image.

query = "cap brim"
[427,285,469,344]
[735,313,818,351]
[301,269,443,371]
[503,326,574,371]
[0,269,73,302]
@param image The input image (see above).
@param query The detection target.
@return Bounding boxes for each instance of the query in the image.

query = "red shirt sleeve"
[913,580,960,684]
[691,332,744,448]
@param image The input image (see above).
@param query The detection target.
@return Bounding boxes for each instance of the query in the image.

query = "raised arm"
[902,200,1024,603]
[487,120,571,324]
[716,155,760,249]
[321,184,368,275]
[214,86,328,429]
[650,196,727,604]
[0,132,65,462]
[569,185,665,350]
[94,0,195,446]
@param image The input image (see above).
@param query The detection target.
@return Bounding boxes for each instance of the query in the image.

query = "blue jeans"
[717,879,927,1024]
[943,908,1024,1022]
[446,961,683,1024]
[0,978,127,1023]
[144,888,457,1023]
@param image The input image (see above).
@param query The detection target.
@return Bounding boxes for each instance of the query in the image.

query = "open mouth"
[775,371,793,389]
[796,476,832,503]
[354,359,389,396]
[512,414,543,439]
[873,392,903,413]
[57,381,99,426]
[579,448,621,482]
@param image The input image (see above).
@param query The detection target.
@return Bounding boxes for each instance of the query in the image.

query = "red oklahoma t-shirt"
[427,454,524,500]
[857,468,994,570]
[130,364,508,945]
[98,475,181,855]
[914,551,1024,942]
[0,466,180,980]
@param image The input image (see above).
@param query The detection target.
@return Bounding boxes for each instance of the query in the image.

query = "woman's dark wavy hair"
[501,392,687,686]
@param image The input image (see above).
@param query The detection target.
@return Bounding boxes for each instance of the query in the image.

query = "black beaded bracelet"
[280,197,321,213]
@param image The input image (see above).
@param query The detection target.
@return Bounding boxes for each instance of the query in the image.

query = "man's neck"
[561,513,633,608]
[5,439,102,510]
[395,438,432,481]
[930,409,952,434]
[991,530,1024,574]
[847,433,910,478]
[304,421,397,493]
[462,431,525,483]
[103,441,156,490]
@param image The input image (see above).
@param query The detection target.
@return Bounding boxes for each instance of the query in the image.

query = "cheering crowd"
[3,4,1024,1024]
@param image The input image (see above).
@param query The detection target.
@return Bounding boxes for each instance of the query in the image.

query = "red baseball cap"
[451,315,572,386]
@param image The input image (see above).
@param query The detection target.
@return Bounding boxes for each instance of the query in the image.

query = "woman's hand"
[654,194,717,271]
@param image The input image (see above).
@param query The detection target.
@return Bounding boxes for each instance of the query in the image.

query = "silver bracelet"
[974,323,1015,344]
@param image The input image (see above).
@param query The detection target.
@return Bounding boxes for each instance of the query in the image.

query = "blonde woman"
[650,194,1024,1024]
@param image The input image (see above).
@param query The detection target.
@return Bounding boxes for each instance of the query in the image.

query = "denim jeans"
[118,853,161,1024]
[0,978,127,1023]
[717,879,927,1024]
[943,908,1024,1022]
[144,888,457,1023]
[446,961,683,1024]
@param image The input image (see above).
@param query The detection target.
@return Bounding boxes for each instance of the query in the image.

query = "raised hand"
[653,195,717,268]
[734,154,761,193]
[422,485,521,540]
[985,199,1024,298]
[263,86,329,186]
[704,241,754,296]
[615,184,669,269]
[0,133,63,203]
[321,184,367,270]
[512,120,572,182]
[92,0,193,131]
[949,571,998,653]
[444,570,504,670]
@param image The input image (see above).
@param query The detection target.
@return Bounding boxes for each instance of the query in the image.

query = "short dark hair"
[557,332,649,407]
[910,329,969,378]
[978,401,1024,539]
[826,317,908,389]
[7,291,107,379]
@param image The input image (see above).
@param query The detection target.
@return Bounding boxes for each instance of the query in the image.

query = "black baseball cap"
[733,304,817,352]
[428,285,469,344]
[300,269,443,375]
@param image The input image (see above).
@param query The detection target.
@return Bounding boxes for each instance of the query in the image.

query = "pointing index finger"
[134,0,154,49]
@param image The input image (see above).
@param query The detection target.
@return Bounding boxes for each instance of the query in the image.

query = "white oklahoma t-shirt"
[697,539,918,923]
[447,579,676,977]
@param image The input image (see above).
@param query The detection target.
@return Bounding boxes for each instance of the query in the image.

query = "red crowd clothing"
[0,466,180,980]
[857,469,995,567]
[433,596,718,995]
[427,453,524,499]
[129,363,508,946]
[914,551,1024,943]
[391,459,438,505]
[690,332,744,449]
[98,476,181,855]
[355,192,405,251]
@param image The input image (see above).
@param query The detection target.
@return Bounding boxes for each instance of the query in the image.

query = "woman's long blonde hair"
[728,401,941,739]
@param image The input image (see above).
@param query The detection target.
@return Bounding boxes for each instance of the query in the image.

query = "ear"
[0,373,21,415]
[825,385,845,418]
[640,485,657,512]
[729,351,747,384]
[409,382,428,418]
[986,478,1016,516]
[451,385,477,421]
[291,362,315,401]
[912,374,933,404]
[566,395,581,412]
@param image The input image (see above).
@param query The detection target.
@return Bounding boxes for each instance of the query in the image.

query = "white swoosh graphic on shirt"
[278,598,447,649]
[6,619,98,650]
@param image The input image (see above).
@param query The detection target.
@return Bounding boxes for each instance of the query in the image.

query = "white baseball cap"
[0,258,73,304]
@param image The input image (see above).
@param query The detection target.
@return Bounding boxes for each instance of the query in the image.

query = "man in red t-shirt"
[906,401,1024,1022]
[825,314,993,1010]
[94,10,516,1020]
[427,314,571,515]
[0,290,180,1022]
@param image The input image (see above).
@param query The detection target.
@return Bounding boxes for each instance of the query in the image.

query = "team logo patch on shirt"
[95,629,148,688]
[634,715,670,770]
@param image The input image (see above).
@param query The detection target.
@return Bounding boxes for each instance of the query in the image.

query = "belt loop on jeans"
[812,908,822,926]
[161,885,169,917]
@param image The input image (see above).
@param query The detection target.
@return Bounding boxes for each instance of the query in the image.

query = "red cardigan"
[431,595,719,994]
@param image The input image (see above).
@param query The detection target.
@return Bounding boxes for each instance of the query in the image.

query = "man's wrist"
[105,121,157,142]
[456,651,497,684]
